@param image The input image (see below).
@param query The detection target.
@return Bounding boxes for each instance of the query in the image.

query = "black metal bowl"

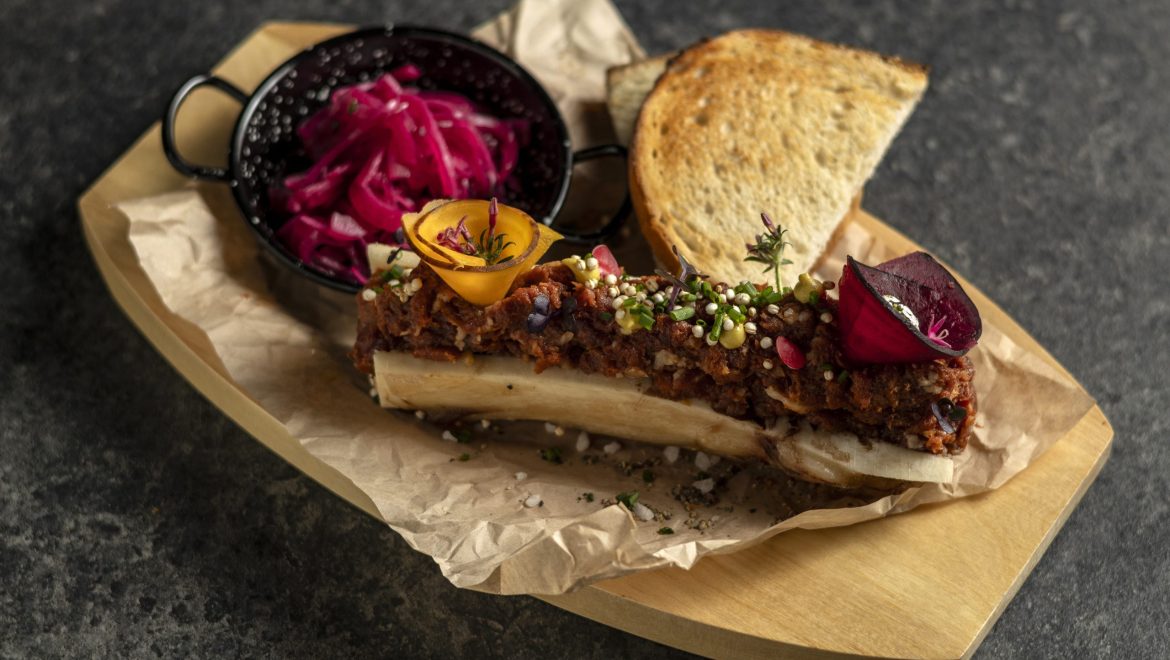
[162,25,629,293]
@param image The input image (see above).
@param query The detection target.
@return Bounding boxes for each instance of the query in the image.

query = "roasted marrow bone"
[374,352,954,487]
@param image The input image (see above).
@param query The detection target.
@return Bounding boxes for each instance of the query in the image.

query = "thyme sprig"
[744,212,793,292]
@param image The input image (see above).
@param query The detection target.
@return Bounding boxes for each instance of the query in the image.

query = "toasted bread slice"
[630,30,927,282]
[606,53,673,145]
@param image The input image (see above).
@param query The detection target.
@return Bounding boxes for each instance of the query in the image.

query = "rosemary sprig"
[472,197,515,265]
[434,197,516,265]
[744,212,793,292]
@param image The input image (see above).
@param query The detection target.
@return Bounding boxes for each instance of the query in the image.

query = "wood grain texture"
[77,22,1112,659]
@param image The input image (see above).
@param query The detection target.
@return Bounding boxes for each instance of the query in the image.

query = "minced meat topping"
[351,262,976,454]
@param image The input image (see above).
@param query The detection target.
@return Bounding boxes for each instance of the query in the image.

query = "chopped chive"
[727,306,746,324]
[540,447,564,464]
[636,309,655,330]
[455,430,472,444]
[642,469,655,484]
[599,312,613,322]
[709,312,726,341]
[657,527,674,535]
[583,492,595,503]
[669,307,695,321]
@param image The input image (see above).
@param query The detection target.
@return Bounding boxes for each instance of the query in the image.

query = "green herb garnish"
[616,491,639,510]
[744,212,794,291]
[708,312,726,342]
[540,447,564,464]
[642,469,656,484]
[454,430,472,444]
[583,492,595,503]
[458,453,471,462]
[433,197,515,265]
[657,527,674,535]
[669,307,695,321]
[633,305,656,330]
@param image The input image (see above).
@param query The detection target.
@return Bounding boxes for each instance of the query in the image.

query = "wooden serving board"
[79,22,1112,659]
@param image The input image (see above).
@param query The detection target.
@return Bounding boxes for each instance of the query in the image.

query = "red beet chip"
[591,244,621,277]
[774,337,806,370]
[837,252,982,364]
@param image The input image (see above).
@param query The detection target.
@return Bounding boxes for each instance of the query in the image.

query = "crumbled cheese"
[721,318,734,331]
[693,478,715,494]
[604,273,617,285]
[441,430,458,442]
[759,336,773,349]
[824,370,834,381]
[576,431,591,452]
[766,304,780,315]
[361,289,377,301]
[694,451,713,470]
[705,302,719,315]
[410,278,423,292]
[820,312,833,324]
[368,387,377,398]
[763,359,774,370]
[734,292,751,305]
[586,256,599,270]
[553,425,565,437]
[603,441,621,455]
[524,494,543,508]
[607,286,619,297]
[544,422,557,434]
[480,419,491,429]
[414,410,427,420]
[691,325,704,338]
[744,322,757,334]
[515,471,528,481]
[633,503,655,522]
[663,446,680,464]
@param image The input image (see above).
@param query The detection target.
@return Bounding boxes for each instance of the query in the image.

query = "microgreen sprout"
[744,212,794,291]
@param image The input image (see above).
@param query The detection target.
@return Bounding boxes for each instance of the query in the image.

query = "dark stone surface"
[0,0,1166,656]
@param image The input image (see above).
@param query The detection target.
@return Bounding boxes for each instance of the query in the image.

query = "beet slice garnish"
[837,252,982,364]
[774,336,807,370]
[591,244,621,278]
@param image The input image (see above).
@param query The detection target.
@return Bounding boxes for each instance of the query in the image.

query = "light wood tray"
[79,22,1112,659]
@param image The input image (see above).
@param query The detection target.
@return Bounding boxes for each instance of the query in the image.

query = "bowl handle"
[552,144,632,243]
[161,75,248,182]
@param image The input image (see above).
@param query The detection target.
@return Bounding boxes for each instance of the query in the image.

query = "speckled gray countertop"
[1,0,1167,657]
